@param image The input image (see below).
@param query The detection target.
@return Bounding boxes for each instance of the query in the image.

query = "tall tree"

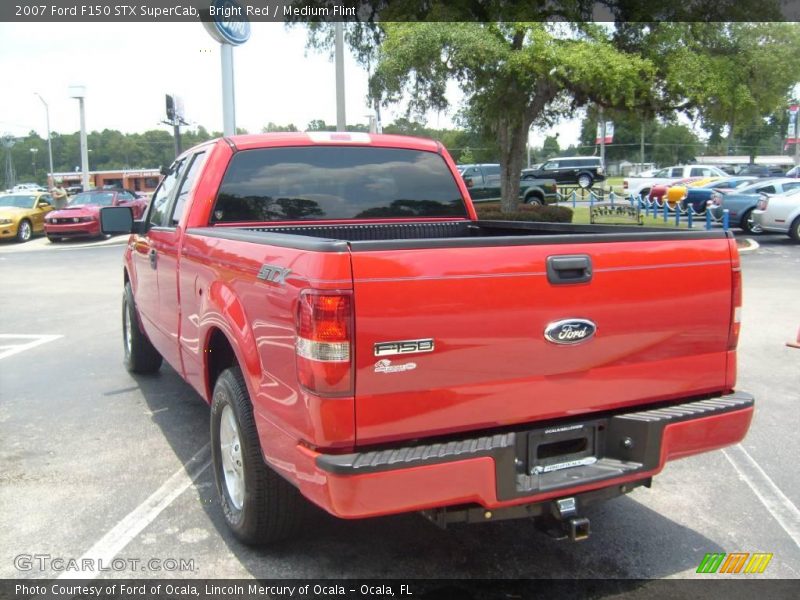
[372,22,654,212]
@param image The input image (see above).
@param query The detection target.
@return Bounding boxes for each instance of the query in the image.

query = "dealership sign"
[203,0,251,46]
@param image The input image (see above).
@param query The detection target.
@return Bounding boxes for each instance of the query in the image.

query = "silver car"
[751,186,800,242]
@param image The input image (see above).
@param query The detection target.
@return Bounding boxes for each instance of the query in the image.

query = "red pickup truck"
[101,132,753,545]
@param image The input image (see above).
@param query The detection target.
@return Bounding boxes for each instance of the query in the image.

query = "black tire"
[577,173,594,189]
[790,216,800,243]
[15,219,32,243]
[525,192,544,206]
[740,208,762,234]
[123,282,162,374]
[211,367,308,545]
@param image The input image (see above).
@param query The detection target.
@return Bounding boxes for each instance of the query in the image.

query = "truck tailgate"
[350,238,733,445]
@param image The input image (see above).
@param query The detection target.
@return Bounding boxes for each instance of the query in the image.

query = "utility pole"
[335,22,346,131]
[640,120,645,173]
[69,85,90,192]
[34,93,54,186]
[599,106,606,164]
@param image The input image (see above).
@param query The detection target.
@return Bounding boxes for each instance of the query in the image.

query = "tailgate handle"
[547,255,592,284]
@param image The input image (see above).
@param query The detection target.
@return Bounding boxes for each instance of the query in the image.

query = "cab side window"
[171,151,208,226]
[148,160,186,228]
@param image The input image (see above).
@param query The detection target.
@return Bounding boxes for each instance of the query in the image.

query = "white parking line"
[58,443,211,580]
[0,334,63,360]
[723,444,800,549]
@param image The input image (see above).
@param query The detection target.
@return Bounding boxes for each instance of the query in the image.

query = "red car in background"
[44,189,147,242]
[647,177,705,205]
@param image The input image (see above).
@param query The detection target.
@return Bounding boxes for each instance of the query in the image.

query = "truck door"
[130,158,186,365]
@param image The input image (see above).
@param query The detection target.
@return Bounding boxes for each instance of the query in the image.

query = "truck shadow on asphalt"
[132,367,724,585]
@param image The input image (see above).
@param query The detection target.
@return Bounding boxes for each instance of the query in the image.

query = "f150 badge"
[544,319,597,345]
[374,338,434,357]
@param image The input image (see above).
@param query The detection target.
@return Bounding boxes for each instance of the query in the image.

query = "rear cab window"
[212,146,468,222]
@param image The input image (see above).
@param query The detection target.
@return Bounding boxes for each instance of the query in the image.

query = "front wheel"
[16,219,32,243]
[211,367,308,545]
[525,193,544,206]
[740,208,762,234]
[123,282,162,373]
[577,173,594,189]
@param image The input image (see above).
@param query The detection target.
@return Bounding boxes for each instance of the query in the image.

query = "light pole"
[69,85,90,191]
[34,93,54,186]
[335,22,346,132]
[30,148,38,179]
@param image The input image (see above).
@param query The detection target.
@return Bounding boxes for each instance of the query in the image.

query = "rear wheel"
[525,193,544,206]
[790,216,800,243]
[577,173,593,189]
[15,219,32,243]
[123,282,162,373]
[740,208,762,234]
[211,367,308,545]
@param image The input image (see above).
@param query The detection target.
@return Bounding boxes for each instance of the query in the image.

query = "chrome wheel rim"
[19,221,31,241]
[123,301,132,357]
[220,405,245,511]
[578,175,591,188]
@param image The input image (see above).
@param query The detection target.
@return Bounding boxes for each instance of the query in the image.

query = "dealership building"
[48,168,162,193]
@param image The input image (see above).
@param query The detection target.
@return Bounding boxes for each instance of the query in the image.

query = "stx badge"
[257,264,291,285]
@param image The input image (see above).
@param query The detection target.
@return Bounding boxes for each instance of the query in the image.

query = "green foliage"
[475,204,574,223]
[541,136,561,160]
[262,122,299,132]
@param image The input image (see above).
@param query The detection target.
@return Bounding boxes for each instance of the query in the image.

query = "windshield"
[69,192,115,207]
[0,194,36,208]
[214,146,467,222]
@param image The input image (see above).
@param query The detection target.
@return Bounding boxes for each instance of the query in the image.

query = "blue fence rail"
[556,190,730,231]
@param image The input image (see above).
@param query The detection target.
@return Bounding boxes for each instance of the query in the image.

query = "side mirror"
[37,201,50,208]
[463,177,474,189]
[100,206,135,234]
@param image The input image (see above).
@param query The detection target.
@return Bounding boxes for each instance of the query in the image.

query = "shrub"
[475,203,573,223]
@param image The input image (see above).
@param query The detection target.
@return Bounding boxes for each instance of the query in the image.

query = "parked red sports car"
[44,189,147,242]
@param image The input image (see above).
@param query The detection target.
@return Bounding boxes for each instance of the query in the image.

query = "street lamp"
[34,93,54,186]
[68,85,90,191]
[30,148,38,179]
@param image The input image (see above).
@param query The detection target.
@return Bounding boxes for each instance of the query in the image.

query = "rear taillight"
[728,262,742,352]
[295,291,353,396]
[756,196,769,211]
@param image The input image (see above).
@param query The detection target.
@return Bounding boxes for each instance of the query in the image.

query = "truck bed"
[191,219,729,250]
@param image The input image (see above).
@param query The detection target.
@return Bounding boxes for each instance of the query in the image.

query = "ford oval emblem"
[544,319,597,345]
[203,0,251,46]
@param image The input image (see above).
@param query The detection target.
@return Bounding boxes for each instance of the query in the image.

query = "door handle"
[149,248,157,270]
[547,254,592,284]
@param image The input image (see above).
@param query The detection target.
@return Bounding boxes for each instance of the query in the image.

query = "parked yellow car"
[0,191,55,242]
[665,177,721,207]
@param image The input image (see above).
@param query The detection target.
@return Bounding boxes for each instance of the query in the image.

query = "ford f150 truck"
[101,132,753,546]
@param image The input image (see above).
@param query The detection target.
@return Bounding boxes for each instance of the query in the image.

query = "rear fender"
[200,280,260,401]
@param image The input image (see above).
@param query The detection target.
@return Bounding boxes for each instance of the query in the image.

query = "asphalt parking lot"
[0,232,798,586]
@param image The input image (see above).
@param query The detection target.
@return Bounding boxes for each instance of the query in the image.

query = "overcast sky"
[0,22,581,150]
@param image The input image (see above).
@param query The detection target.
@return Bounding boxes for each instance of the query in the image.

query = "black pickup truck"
[458,163,558,205]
